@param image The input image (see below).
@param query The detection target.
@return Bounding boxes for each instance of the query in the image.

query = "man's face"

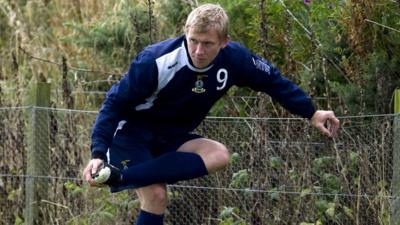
[186,28,228,69]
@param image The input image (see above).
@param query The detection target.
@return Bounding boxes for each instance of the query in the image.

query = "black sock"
[121,151,208,187]
[136,210,164,225]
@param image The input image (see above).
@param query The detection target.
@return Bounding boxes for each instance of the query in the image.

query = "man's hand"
[311,110,340,138]
[82,158,104,186]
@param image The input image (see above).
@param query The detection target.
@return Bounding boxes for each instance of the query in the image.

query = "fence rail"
[0,106,398,225]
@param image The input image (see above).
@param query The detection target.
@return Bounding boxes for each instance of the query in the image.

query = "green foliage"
[156,0,192,37]
[219,207,247,225]
[312,158,342,202]
[268,187,280,201]
[215,0,260,49]
[230,169,250,188]
[62,1,154,68]
[0,6,11,49]
[1,0,398,113]
[300,222,322,225]
[270,156,285,169]
[63,185,140,225]
[304,151,363,224]
[61,181,185,224]
[230,152,241,165]
[312,156,335,172]
[7,187,22,201]
[14,214,23,225]
[0,0,398,224]
[64,181,84,197]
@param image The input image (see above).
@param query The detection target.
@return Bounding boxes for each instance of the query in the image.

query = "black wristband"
[91,150,107,161]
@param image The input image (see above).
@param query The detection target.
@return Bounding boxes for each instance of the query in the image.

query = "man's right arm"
[90,80,130,160]
[90,50,158,160]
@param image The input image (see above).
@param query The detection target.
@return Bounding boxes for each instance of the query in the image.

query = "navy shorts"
[107,122,202,192]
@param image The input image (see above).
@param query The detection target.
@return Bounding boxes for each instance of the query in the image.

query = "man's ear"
[220,35,230,48]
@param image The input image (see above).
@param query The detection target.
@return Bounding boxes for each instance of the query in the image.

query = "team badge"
[192,74,207,93]
[121,160,130,169]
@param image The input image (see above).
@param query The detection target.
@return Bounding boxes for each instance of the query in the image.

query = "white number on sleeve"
[216,69,228,90]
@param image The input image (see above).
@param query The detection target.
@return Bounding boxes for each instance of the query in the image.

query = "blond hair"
[184,4,229,39]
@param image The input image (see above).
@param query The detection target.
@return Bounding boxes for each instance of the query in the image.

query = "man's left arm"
[238,54,340,137]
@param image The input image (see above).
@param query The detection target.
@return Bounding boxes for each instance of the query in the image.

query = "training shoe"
[91,162,122,186]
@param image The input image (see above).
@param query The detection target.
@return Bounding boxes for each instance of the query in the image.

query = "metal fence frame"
[0,106,398,225]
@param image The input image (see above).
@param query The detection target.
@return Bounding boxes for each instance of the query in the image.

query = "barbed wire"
[18,46,119,76]
[364,19,400,33]
[0,174,82,182]
[0,105,397,119]
[79,79,118,84]
[0,174,397,200]
[171,184,399,200]
[71,91,107,95]
[0,106,31,111]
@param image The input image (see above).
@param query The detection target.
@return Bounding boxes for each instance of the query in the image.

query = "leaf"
[230,169,250,188]
[219,218,234,225]
[343,206,353,218]
[315,199,329,212]
[7,188,20,201]
[268,188,280,201]
[289,169,299,181]
[219,207,235,219]
[312,156,335,173]
[14,214,23,225]
[99,211,115,220]
[350,151,359,166]
[233,220,247,225]
[230,152,241,165]
[270,156,284,169]
[325,205,336,218]
[322,173,341,191]
[300,188,312,198]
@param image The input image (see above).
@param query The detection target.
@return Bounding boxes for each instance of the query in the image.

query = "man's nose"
[195,44,205,55]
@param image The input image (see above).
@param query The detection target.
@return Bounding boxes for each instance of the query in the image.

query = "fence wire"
[0,106,398,225]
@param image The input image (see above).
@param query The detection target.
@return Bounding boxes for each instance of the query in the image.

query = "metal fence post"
[391,89,400,225]
[25,82,51,225]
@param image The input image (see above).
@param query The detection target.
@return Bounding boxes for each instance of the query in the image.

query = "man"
[83,3,339,225]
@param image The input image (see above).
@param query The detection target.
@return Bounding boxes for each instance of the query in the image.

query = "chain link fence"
[0,106,398,225]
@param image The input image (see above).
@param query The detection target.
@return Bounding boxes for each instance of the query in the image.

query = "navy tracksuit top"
[91,35,316,159]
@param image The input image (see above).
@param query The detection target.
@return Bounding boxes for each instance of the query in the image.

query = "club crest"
[121,160,130,169]
[192,74,207,93]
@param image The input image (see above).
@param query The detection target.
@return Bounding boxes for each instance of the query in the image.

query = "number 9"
[216,69,228,90]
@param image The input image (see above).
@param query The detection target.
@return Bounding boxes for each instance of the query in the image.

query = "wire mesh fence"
[0,106,398,225]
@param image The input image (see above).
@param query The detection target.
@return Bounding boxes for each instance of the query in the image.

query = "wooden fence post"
[25,82,51,225]
[391,89,400,225]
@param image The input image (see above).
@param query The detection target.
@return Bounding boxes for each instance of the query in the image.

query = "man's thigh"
[151,132,202,157]
[177,138,230,173]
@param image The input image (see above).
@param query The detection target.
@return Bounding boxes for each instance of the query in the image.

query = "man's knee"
[214,143,230,167]
[202,142,230,173]
[137,184,168,209]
